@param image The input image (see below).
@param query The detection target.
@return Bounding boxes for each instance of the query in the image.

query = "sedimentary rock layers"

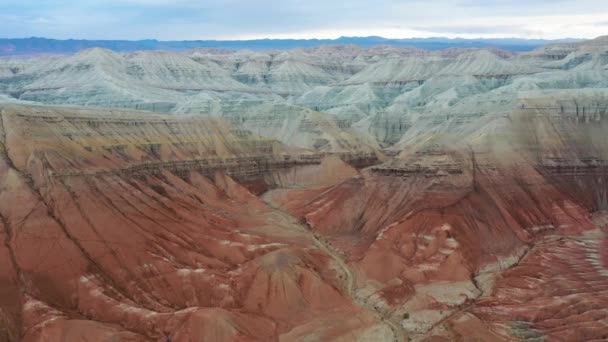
[2,36,607,155]
[0,36,608,341]
[0,104,390,341]
[267,93,608,340]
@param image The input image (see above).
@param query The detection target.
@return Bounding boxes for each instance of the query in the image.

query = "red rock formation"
[0,104,389,341]
[468,233,608,341]
[1,95,607,341]
[267,96,608,339]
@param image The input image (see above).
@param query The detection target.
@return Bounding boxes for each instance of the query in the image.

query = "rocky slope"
[266,90,608,341]
[0,103,388,341]
[1,36,607,153]
[0,37,607,341]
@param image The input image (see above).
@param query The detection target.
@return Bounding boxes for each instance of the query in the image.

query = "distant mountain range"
[1,33,608,342]
[0,36,585,56]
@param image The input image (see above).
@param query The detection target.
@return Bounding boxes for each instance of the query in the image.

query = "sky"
[1,0,608,40]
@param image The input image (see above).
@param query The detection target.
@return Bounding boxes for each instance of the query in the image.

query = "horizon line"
[0,35,591,42]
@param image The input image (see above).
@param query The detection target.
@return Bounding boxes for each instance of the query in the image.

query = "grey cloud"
[1,0,607,39]
[410,24,540,36]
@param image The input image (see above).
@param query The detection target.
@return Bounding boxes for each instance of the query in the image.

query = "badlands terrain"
[0,36,607,341]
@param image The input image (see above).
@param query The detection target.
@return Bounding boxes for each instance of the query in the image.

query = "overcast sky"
[1,0,608,40]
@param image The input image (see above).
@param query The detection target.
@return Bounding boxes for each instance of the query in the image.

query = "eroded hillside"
[1,36,606,153]
[0,37,607,342]
[0,103,389,341]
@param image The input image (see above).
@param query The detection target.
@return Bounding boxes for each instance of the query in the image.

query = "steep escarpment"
[1,36,605,154]
[514,94,608,211]
[267,93,608,340]
[0,104,391,341]
[1,37,608,341]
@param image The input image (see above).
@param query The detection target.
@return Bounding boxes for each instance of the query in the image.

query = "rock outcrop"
[0,36,608,341]
[1,36,606,154]
[267,91,608,341]
[0,103,390,341]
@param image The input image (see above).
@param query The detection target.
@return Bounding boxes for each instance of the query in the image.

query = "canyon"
[0,36,607,341]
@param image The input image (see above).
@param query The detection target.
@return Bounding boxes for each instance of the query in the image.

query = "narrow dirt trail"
[262,191,407,342]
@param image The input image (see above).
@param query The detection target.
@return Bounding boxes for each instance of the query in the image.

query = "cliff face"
[0,38,607,341]
[0,104,390,341]
[1,99,591,341]
[2,36,607,155]
[267,93,608,340]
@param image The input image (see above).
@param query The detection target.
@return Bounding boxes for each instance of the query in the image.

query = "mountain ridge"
[0,36,586,56]
[0,34,608,341]
[2,36,607,153]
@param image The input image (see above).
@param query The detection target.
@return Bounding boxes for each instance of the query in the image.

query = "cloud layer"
[1,0,607,40]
